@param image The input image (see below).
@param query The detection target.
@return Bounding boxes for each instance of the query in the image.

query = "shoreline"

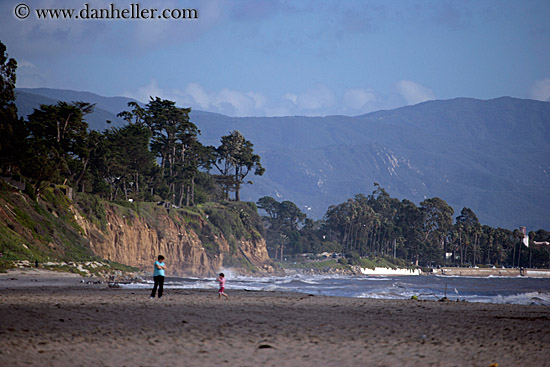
[4,265,550,285]
[6,260,550,280]
[1,270,550,366]
[433,267,550,278]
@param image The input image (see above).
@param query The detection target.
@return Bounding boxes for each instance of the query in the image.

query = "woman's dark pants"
[151,275,164,298]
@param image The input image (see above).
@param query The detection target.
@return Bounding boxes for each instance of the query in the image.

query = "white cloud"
[396,80,435,105]
[294,84,337,111]
[124,81,399,117]
[530,79,550,102]
[343,88,377,111]
[217,88,259,116]
[284,93,298,105]
[123,79,168,104]
[247,91,267,110]
[183,83,210,109]
[15,60,47,88]
[125,81,269,117]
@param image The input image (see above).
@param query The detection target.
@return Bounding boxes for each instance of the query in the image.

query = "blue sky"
[2,0,549,116]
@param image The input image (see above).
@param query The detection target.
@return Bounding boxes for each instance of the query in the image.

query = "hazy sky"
[2,0,549,116]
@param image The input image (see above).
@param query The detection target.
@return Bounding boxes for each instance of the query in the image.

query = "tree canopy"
[213,130,265,201]
[0,43,265,206]
[258,184,550,268]
[0,41,23,175]
[1,40,548,269]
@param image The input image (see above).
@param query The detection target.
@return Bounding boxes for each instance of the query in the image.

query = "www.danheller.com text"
[16,3,199,20]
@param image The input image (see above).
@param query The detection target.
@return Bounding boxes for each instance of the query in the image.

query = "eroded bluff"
[74,202,273,277]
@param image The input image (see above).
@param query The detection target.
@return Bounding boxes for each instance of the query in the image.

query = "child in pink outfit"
[217,273,229,299]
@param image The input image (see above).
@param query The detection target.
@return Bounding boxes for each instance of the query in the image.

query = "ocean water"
[122,272,550,306]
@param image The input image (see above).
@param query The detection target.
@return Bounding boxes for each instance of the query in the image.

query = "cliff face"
[0,182,272,276]
[73,202,272,277]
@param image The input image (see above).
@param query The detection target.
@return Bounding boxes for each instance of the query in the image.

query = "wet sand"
[1,269,549,367]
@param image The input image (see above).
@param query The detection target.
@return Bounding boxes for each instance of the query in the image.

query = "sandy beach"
[1,269,549,367]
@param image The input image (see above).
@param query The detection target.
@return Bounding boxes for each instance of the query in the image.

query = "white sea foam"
[120,274,550,305]
[435,274,523,279]
[473,292,550,306]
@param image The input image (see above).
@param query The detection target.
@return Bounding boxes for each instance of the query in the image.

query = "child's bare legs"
[218,291,229,300]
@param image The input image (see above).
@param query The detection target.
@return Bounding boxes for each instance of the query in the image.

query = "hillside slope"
[15,88,135,130]
[0,180,272,276]
[15,89,550,229]
[192,98,550,230]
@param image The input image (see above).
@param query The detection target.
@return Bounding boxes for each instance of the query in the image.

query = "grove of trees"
[257,184,550,269]
[0,42,264,207]
[1,40,549,269]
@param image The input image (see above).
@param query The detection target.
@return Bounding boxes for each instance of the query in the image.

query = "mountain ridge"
[15,88,550,230]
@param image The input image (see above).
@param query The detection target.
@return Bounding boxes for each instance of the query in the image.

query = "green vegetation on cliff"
[0,177,268,274]
[2,41,549,273]
[0,41,270,274]
[0,191,267,277]
[0,180,92,264]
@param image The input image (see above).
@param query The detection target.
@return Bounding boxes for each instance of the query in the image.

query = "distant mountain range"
[15,88,134,131]
[15,88,550,230]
